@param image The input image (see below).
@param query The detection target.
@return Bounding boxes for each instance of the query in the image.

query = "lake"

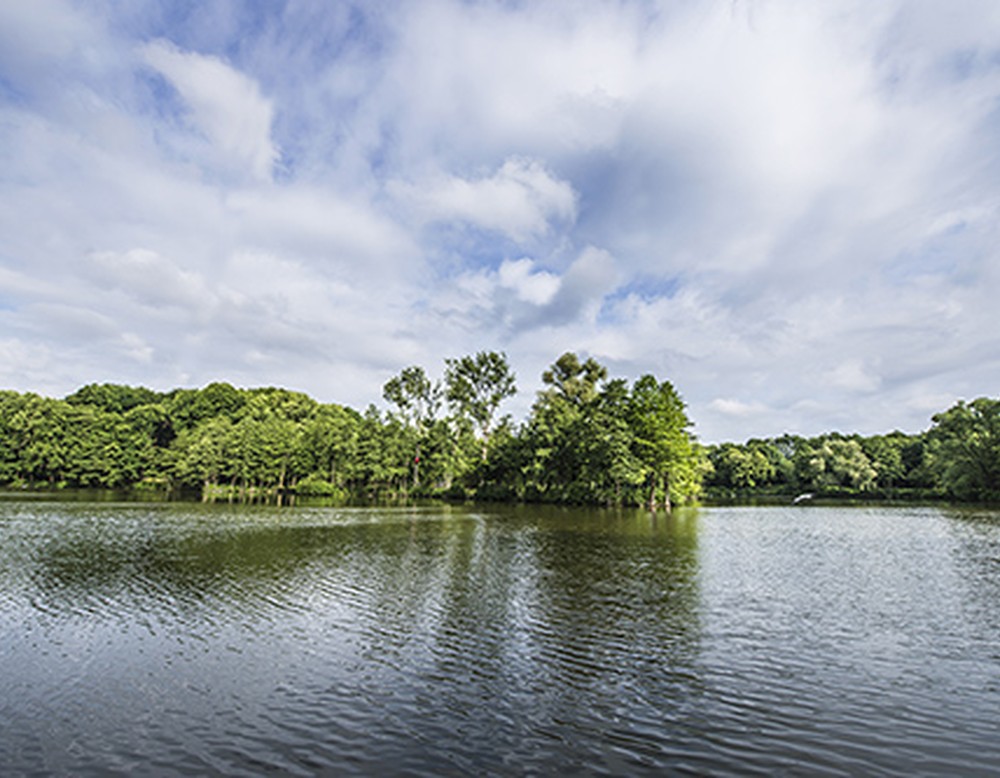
[1,498,999,776]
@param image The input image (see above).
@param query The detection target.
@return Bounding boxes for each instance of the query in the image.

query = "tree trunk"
[648,475,657,511]
[663,471,672,513]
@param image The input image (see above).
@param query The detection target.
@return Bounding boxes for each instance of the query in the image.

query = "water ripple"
[1,501,1000,774]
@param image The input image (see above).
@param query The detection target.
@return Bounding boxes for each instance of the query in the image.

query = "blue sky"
[2,0,1000,442]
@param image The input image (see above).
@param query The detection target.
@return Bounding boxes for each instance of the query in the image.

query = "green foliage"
[7,374,996,507]
[383,366,441,428]
[704,423,959,500]
[445,351,517,460]
[713,442,776,489]
[514,356,702,508]
[294,473,349,500]
[165,382,245,431]
[65,383,162,414]
[927,398,1000,501]
[297,404,360,490]
[383,365,442,488]
[540,352,607,407]
[628,375,698,509]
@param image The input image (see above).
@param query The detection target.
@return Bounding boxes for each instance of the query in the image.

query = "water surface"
[1,499,998,775]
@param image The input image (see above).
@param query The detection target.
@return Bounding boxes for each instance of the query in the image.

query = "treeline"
[0,352,705,508]
[4,355,996,505]
[705,397,1000,502]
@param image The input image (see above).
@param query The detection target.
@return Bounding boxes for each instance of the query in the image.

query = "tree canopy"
[3,360,994,507]
[445,351,517,461]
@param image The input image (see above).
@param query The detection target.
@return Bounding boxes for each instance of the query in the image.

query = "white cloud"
[372,2,643,163]
[0,337,54,388]
[827,359,882,393]
[2,1,1000,442]
[546,246,620,325]
[88,249,210,310]
[390,157,577,243]
[0,1,77,62]
[498,258,560,305]
[118,332,154,364]
[225,186,417,280]
[428,245,620,340]
[141,39,277,181]
[710,398,770,418]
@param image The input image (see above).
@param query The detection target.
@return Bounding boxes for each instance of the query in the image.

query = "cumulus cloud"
[429,245,620,339]
[544,246,620,326]
[498,259,560,305]
[141,39,278,181]
[390,158,577,243]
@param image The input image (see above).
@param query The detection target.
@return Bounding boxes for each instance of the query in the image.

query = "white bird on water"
[792,493,814,505]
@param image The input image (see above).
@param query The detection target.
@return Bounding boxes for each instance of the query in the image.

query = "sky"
[2,0,1000,443]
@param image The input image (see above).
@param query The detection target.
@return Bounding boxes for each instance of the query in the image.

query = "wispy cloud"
[141,39,278,181]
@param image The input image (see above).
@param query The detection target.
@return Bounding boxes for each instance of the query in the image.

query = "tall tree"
[628,375,696,511]
[383,366,442,488]
[297,404,360,490]
[526,353,613,503]
[539,352,607,407]
[445,351,517,461]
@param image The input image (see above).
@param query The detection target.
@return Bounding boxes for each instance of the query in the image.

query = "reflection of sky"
[4,501,999,773]
[3,3,1000,441]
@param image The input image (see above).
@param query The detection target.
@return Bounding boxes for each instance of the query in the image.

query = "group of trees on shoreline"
[704,398,1000,502]
[1,353,997,505]
[0,352,703,508]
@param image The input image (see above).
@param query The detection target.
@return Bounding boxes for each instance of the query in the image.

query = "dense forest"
[0,352,702,508]
[1,351,998,505]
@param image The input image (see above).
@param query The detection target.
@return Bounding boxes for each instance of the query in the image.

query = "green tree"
[539,352,607,407]
[711,442,777,489]
[445,351,517,461]
[383,365,442,488]
[8,395,69,484]
[589,378,645,505]
[65,383,162,414]
[354,405,409,499]
[823,438,877,491]
[862,433,908,490]
[229,414,301,500]
[174,416,236,492]
[927,398,1000,500]
[627,375,698,510]
[297,404,360,491]
[166,382,245,431]
[522,352,610,502]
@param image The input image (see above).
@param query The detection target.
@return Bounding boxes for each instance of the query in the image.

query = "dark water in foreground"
[1,499,999,776]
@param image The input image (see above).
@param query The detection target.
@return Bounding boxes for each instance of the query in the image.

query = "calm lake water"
[1,498,999,776]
